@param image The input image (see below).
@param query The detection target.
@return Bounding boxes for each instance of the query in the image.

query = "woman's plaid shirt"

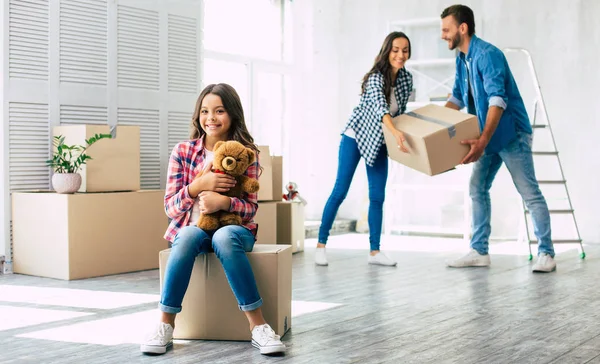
[341,68,413,167]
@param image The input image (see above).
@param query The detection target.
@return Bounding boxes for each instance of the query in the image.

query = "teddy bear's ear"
[214,141,224,150]
[246,148,256,164]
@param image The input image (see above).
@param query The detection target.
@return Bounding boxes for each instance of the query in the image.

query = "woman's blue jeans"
[318,135,388,251]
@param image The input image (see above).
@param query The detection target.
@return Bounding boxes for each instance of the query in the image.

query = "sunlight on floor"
[292,300,343,317]
[304,233,583,257]
[17,310,157,345]
[0,285,160,309]
[0,306,93,331]
[14,299,343,345]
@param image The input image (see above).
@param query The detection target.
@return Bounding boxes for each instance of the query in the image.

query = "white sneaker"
[140,322,173,355]
[446,249,491,268]
[368,251,397,266]
[251,323,286,355]
[315,247,328,266]
[532,253,556,273]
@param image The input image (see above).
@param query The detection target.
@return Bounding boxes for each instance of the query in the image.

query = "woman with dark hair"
[315,32,413,267]
[141,83,286,356]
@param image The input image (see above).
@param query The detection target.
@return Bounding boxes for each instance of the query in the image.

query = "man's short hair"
[441,4,475,36]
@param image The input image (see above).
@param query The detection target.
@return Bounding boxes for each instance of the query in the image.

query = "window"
[203,0,284,62]
[202,0,293,181]
[202,58,250,123]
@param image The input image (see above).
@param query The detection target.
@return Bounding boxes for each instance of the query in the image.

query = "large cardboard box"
[52,125,141,192]
[159,244,292,341]
[277,202,304,253]
[383,104,480,176]
[254,202,277,244]
[12,190,168,280]
[257,146,273,201]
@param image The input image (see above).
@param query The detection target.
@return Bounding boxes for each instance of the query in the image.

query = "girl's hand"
[394,130,409,153]
[198,191,230,214]
[189,163,236,197]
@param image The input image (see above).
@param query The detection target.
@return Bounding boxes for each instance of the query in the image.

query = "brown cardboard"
[159,244,292,341]
[52,125,141,192]
[254,202,277,244]
[272,156,283,200]
[257,146,273,201]
[383,104,480,176]
[277,202,304,253]
[12,190,167,280]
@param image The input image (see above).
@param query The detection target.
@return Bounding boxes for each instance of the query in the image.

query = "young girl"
[141,83,286,356]
[315,32,413,267]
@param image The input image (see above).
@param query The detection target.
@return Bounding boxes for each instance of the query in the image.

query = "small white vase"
[52,173,82,194]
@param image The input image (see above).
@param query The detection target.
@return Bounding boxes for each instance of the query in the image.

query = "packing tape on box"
[406,111,456,138]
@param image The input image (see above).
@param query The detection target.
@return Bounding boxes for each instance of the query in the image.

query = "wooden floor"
[1,234,600,364]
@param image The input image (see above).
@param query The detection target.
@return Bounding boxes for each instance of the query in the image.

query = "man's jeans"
[318,135,388,251]
[470,131,554,257]
[159,225,262,313]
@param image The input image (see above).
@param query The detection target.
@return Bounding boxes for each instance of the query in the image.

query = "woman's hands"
[383,113,409,153]
[393,130,409,153]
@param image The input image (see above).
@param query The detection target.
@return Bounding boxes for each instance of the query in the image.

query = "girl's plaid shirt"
[163,137,259,243]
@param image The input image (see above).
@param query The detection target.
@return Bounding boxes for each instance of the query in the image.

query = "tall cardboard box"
[272,156,283,199]
[257,146,273,201]
[52,125,141,192]
[159,245,292,341]
[383,104,480,176]
[12,190,168,280]
[254,202,277,244]
[277,202,304,253]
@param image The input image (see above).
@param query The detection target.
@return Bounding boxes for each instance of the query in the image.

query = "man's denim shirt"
[448,35,532,154]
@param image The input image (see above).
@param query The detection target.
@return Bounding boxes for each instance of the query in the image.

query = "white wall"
[289,0,348,223]
[298,0,600,243]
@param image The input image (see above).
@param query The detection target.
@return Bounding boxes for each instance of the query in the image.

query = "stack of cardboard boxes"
[11,124,168,280]
[254,145,305,253]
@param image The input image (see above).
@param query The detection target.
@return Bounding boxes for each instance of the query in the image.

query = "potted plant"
[46,133,112,193]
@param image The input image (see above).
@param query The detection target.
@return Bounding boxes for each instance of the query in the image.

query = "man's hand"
[198,191,230,214]
[460,138,487,164]
[445,101,461,110]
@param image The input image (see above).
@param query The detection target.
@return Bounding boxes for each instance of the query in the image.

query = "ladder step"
[532,124,548,129]
[526,209,574,214]
[530,239,582,244]
[538,180,566,184]
[533,151,559,156]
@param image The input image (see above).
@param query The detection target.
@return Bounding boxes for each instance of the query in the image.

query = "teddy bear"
[282,181,307,206]
[195,140,260,231]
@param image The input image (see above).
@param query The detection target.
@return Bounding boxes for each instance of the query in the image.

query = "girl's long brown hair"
[191,83,260,155]
[360,31,412,103]
[190,83,262,173]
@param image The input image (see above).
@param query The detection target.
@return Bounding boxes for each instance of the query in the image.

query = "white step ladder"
[503,47,585,260]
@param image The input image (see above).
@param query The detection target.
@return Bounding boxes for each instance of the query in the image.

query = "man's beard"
[449,33,461,50]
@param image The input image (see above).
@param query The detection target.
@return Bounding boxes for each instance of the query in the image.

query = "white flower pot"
[52,173,82,194]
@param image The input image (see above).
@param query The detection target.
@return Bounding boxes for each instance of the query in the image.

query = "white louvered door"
[60,0,108,85]
[167,111,192,154]
[1,0,203,268]
[8,102,51,191]
[118,108,161,189]
[8,0,49,80]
